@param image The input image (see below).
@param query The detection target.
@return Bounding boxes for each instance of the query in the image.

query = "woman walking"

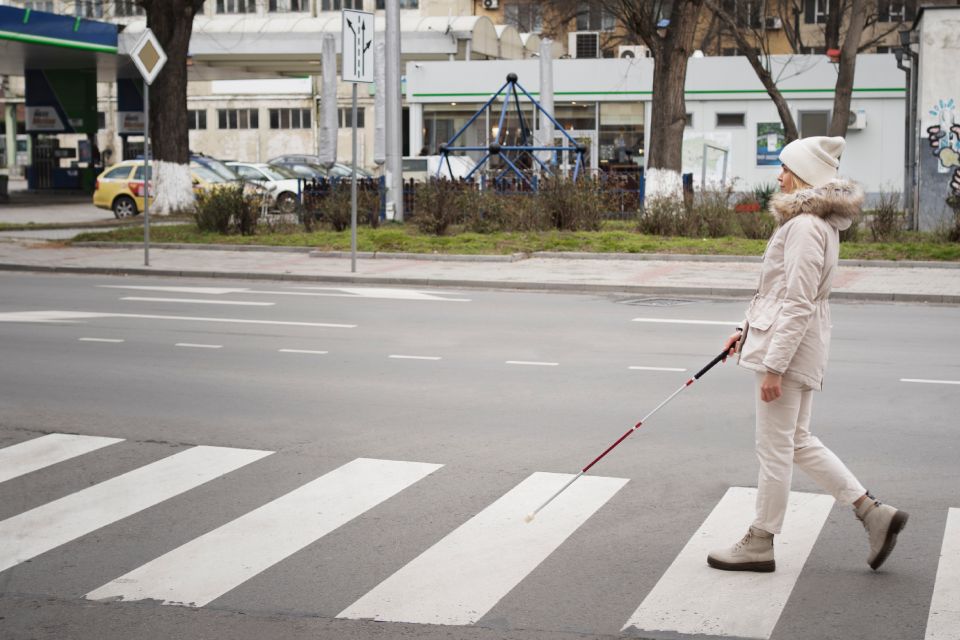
[707,136,908,573]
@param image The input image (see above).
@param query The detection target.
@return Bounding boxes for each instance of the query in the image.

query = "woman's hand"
[760,372,782,403]
[722,331,742,362]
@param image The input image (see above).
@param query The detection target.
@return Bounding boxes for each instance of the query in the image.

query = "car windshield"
[193,156,239,180]
[258,165,294,181]
[192,165,229,183]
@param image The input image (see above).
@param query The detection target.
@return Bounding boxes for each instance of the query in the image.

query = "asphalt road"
[1,271,957,640]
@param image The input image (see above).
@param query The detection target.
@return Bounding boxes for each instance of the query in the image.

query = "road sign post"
[129,29,167,267]
[342,10,374,274]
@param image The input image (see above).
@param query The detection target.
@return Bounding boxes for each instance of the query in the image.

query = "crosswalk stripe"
[622,487,834,639]
[925,508,960,640]
[338,471,628,626]
[86,458,442,607]
[0,433,124,484]
[0,445,271,574]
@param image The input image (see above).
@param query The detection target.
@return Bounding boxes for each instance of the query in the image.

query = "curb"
[68,241,960,269]
[3,262,959,304]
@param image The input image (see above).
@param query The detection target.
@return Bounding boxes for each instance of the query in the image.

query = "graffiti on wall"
[926,98,960,196]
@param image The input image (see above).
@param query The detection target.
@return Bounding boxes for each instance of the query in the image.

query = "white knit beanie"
[779,136,845,188]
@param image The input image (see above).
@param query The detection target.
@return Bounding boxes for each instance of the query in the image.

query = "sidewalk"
[1,238,958,303]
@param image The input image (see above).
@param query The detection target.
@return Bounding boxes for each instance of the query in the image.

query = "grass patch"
[70,222,960,262]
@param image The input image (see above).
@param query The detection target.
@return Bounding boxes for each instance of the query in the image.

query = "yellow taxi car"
[93,159,241,218]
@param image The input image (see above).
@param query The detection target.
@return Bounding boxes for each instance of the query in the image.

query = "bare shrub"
[868,189,904,242]
[412,178,471,235]
[536,176,611,231]
[193,185,259,236]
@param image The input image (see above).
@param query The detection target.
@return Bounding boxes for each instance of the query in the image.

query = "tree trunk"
[644,0,704,197]
[828,0,867,137]
[140,0,204,214]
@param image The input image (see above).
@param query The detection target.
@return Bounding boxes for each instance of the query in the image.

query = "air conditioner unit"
[847,109,867,130]
[618,45,650,58]
[764,16,783,29]
[482,0,499,9]
[568,31,600,59]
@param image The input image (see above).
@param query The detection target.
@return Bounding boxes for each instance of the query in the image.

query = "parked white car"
[226,162,303,213]
[402,155,478,181]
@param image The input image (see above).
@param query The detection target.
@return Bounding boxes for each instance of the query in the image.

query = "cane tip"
[524,513,535,523]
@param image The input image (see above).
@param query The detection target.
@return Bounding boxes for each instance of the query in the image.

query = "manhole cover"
[620,297,697,307]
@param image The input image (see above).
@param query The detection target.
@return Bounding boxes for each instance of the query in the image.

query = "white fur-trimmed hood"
[769,179,863,231]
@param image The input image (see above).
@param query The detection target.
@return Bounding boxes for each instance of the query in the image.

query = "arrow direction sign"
[342,9,374,84]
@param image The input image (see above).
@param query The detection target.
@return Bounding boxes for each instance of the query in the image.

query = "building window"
[722,0,762,28]
[504,2,543,33]
[339,107,365,128]
[218,109,259,130]
[115,1,144,16]
[74,1,105,18]
[576,1,616,31]
[878,1,915,22]
[685,113,694,127]
[269,0,308,10]
[716,113,745,127]
[97,112,106,130]
[323,0,363,9]
[188,110,208,130]
[269,108,312,129]
[803,0,831,24]
[799,111,830,137]
[24,1,55,11]
[375,0,419,8]
[217,0,256,13]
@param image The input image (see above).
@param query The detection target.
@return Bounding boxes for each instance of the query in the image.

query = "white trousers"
[752,372,866,534]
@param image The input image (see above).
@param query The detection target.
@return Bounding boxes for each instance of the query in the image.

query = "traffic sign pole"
[143,82,150,266]
[351,83,358,274]
[129,28,167,268]
[342,10,374,274]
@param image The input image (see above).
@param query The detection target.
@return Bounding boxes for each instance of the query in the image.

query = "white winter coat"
[738,179,863,390]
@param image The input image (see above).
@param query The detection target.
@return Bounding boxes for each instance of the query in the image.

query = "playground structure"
[435,73,587,190]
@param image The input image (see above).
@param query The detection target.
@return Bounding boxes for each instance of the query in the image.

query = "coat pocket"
[745,297,783,331]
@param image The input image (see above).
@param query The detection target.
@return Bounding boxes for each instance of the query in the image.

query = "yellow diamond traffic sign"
[131,28,167,86]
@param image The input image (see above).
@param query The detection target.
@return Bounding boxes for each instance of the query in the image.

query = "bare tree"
[702,0,801,141]
[706,0,911,140]
[137,0,206,214]
[546,0,707,195]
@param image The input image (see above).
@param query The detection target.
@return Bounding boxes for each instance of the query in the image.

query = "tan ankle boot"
[707,526,776,572]
[855,495,908,570]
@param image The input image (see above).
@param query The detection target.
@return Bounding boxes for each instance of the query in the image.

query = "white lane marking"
[281,287,470,302]
[506,360,559,367]
[622,487,834,639]
[338,471,627,626]
[79,338,125,343]
[901,378,960,386]
[628,366,687,372]
[0,446,272,573]
[0,434,124,484]
[99,285,471,302]
[175,343,223,349]
[0,310,355,328]
[99,286,249,295]
[0,311,106,324]
[278,349,329,355]
[121,297,275,307]
[632,318,742,326]
[87,458,442,608]
[389,355,442,361]
[926,508,960,640]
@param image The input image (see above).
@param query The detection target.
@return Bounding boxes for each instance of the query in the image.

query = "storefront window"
[599,102,643,168]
